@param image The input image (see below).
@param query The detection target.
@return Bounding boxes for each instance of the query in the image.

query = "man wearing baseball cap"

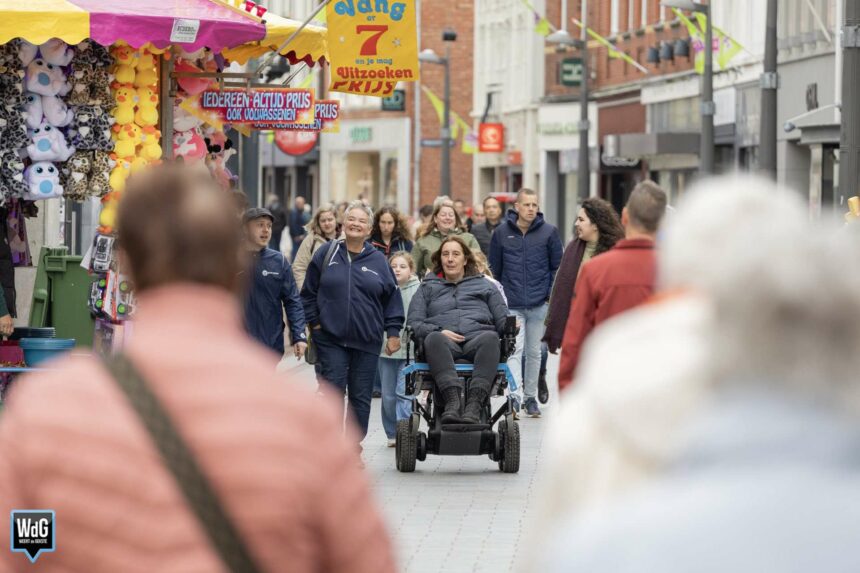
[243,207,308,360]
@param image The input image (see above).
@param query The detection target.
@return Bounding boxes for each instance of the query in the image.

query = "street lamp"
[662,0,714,175]
[418,29,457,196]
[547,0,590,225]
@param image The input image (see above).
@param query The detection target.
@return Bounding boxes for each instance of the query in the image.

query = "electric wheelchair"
[396,316,520,473]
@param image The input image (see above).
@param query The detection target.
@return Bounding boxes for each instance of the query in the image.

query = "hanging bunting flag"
[693,12,744,70]
[672,8,706,74]
[327,0,419,97]
[571,18,649,74]
[534,18,552,37]
[422,86,478,155]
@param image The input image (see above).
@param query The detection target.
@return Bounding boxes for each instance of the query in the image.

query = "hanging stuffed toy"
[173,128,207,163]
[139,127,162,161]
[111,44,137,85]
[42,95,74,127]
[39,40,74,67]
[27,120,75,162]
[70,41,114,105]
[18,40,38,67]
[112,122,141,158]
[25,59,69,97]
[24,162,64,200]
[90,150,114,196]
[173,96,203,132]
[23,93,43,129]
[173,59,210,95]
[111,85,137,125]
[69,105,114,151]
[135,86,158,126]
[108,156,132,192]
[62,150,91,199]
[0,150,27,198]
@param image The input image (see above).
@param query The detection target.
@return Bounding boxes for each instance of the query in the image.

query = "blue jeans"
[378,358,411,439]
[508,303,548,401]
[522,342,549,380]
[314,330,379,442]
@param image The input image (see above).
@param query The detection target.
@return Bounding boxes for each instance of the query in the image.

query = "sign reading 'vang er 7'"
[327,0,419,97]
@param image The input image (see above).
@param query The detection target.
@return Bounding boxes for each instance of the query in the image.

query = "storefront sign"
[350,126,373,143]
[200,88,314,128]
[382,89,406,111]
[560,58,583,87]
[275,130,319,156]
[478,123,505,153]
[507,150,523,165]
[327,0,419,97]
[274,100,342,133]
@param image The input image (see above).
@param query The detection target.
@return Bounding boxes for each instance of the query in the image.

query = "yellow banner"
[327,0,419,97]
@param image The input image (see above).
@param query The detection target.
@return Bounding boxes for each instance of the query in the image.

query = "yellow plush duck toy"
[112,85,138,125]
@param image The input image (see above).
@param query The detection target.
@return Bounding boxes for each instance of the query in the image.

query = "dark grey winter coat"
[407,273,509,342]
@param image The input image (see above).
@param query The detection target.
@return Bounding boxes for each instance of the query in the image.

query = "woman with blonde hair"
[292,204,343,290]
[412,200,480,278]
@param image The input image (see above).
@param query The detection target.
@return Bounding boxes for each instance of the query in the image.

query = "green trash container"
[28,247,95,347]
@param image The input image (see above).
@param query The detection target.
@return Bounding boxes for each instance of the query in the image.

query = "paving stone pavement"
[278,354,560,573]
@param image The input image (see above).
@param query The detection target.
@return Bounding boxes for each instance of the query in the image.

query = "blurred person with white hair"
[533,176,860,572]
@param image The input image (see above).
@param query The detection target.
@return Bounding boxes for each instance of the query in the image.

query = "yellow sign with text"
[327,0,419,97]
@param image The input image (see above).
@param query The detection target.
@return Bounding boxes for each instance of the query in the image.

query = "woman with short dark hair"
[543,197,624,354]
[408,236,509,424]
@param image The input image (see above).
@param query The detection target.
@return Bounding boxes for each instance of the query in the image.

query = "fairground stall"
[0,0,329,372]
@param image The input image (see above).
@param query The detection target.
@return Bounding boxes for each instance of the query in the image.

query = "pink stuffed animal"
[172,128,207,163]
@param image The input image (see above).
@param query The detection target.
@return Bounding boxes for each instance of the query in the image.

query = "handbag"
[101,354,262,573]
[303,239,340,365]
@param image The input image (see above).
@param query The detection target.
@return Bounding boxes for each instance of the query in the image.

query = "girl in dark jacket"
[408,236,509,424]
[371,207,414,256]
[543,197,624,353]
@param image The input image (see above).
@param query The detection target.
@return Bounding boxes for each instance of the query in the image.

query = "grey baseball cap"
[243,207,274,223]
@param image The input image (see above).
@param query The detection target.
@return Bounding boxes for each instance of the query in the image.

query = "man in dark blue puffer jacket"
[489,189,563,418]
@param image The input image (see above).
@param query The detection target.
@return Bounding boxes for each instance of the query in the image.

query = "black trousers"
[423,330,500,396]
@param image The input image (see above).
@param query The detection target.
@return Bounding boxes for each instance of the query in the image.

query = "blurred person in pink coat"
[0,165,396,573]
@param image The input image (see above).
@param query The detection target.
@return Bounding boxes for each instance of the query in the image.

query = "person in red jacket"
[558,181,668,389]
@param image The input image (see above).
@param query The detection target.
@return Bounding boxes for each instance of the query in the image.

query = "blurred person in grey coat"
[536,179,860,573]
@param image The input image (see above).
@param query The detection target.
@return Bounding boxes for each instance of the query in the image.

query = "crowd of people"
[2,162,858,572]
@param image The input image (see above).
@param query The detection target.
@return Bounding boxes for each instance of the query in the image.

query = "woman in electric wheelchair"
[407,235,509,425]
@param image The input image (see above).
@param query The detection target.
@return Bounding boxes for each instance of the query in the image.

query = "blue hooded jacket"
[301,240,404,355]
[244,247,307,354]
[488,210,564,310]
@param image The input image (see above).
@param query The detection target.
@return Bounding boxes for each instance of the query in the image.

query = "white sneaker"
[387,439,396,447]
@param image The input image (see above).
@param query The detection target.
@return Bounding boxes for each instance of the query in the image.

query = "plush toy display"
[139,127,162,161]
[23,161,63,200]
[111,85,137,125]
[173,96,203,132]
[108,156,132,192]
[90,150,114,196]
[110,45,137,85]
[23,93,42,129]
[27,120,75,162]
[69,105,114,151]
[18,41,38,67]
[39,40,74,67]
[173,128,207,163]
[112,122,141,157]
[41,95,74,127]
[63,150,91,199]
[134,86,158,126]
[25,58,69,97]
[0,150,27,198]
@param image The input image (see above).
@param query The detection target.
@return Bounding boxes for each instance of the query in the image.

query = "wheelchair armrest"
[503,315,518,336]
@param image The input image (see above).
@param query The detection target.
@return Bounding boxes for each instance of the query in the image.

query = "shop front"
[537,101,598,240]
[597,95,647,214]
[319,117,411,208]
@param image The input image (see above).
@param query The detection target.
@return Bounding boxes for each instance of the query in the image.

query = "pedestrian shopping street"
[279,353,560,573]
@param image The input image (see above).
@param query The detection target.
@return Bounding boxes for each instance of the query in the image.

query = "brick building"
[316,0,474,215]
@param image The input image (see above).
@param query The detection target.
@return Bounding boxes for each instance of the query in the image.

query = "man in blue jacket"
[243,208,308,359]
[489,189,563,418]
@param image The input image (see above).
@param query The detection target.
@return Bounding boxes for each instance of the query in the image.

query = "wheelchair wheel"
[498,417,520,474]
[396,419,417,473]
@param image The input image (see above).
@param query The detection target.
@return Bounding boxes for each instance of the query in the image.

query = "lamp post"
[547,0,590,219]
[759,0,778,180]
[662,0,714,175]
[418,29,458,196]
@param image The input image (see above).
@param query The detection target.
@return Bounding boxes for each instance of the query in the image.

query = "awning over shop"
[222,12,327,67]
[0,0,266,52]
[0,0,89,46]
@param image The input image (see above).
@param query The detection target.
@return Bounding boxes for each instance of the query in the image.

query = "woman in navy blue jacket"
[301,201,405,443]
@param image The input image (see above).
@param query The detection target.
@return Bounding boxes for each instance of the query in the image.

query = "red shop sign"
[275,130,318,156]
[479,123,505,153]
